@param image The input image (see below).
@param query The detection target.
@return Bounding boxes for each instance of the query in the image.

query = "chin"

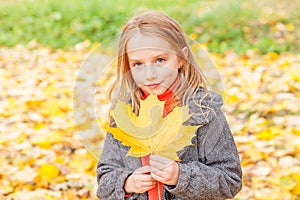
[142,86,166,95]
[152,92,162,95]
[151,89,166,95]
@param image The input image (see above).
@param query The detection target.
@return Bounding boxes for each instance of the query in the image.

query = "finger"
[150,159,166,170]
[134,174,156,182]
[150,154,173,164]
[139,183,157,193]
[151,170,179,186]
[150,158,174,171]
[147,183,157,190]
[141,180,157,187]
[150,170,165,183]
[136,180,157,191]
[134,166,153,174]
[151,165,169,177]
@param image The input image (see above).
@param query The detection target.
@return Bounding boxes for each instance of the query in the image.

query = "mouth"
[145,83,161,89]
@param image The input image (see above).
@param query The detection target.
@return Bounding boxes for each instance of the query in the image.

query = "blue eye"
[155,58,166,64]
[133,62,143,68]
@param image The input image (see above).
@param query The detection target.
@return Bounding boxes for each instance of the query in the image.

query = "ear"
[179,47,188,67]
[182,47,188,59]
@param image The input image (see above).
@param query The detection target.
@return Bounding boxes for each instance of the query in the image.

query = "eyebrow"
[153,52,169,58]
[128,52,170,62]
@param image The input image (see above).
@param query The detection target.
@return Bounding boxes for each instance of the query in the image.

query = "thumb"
[134,166,154,174]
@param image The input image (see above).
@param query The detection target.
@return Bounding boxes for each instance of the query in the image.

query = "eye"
[131,62,144,68]
[155,58,166,64]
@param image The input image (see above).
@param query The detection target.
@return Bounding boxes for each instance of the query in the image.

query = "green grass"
[0,0,299,54]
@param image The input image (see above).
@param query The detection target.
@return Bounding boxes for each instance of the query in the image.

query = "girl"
[96,10,242,200]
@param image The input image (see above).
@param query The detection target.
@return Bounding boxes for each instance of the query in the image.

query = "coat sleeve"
[96,133,139,200]
[165,108,242,200]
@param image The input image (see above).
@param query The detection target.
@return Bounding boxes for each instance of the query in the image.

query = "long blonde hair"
[108,10,208,114]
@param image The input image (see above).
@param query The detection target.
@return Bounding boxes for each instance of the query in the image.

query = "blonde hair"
[108,10,208,114]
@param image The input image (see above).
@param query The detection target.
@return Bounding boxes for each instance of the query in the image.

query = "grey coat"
[96,88,242,200]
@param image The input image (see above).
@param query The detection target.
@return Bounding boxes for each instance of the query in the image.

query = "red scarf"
[141,75,180,200]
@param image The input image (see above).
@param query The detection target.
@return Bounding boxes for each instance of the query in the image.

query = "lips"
[145,83,161,89]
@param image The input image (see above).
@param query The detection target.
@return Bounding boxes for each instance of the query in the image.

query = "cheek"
[130,69,142,83]
[160,67,178,78]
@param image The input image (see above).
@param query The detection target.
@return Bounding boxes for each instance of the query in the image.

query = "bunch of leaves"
[102,94,200,161]
[213,50,300,199]
[0,43,99,199]
[1,40,300,199]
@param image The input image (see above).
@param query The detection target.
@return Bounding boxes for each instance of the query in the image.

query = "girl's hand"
[149,155,179,186]
[124,166,157,194]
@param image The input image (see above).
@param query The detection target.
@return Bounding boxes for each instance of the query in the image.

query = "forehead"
[126,32,176,54]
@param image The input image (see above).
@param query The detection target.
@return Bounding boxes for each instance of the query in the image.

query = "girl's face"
[127,33,184,95]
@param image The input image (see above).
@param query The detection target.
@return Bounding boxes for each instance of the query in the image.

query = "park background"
[0,0,300,199]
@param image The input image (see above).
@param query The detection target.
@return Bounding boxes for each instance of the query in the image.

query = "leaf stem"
[158,182,161,200]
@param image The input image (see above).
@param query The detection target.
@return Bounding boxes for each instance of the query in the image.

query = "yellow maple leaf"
[103,94,200,161]
[37,164,60,182]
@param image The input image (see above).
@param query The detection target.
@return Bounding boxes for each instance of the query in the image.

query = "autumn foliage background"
[0,0,300,199]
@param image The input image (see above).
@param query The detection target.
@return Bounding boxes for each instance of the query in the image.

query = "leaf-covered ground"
[0,42,300,199]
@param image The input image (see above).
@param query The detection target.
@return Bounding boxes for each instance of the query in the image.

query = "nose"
[145,64,157,80]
